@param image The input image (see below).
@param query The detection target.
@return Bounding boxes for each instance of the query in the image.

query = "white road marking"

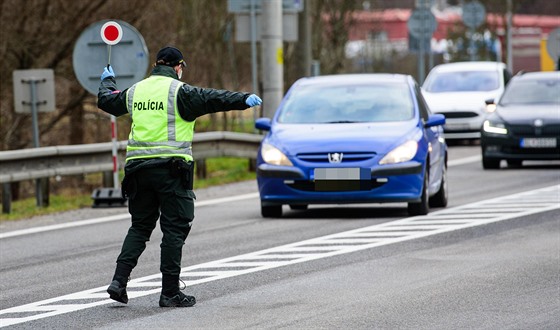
[0,193,260,239]
[0,154,482,239]
[1,184,558,327]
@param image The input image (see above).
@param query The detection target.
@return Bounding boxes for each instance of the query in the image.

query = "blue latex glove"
[101,65,115,80]
[246,94,262,107]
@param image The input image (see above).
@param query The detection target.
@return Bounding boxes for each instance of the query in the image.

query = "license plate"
[314,168,367,180]
[444,123,471,131]
[314,168,371,191]
[520,138,557,148]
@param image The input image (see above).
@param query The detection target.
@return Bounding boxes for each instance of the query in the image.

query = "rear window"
[499,78,560,105]
[424,70,500,92]
[277,83,414,124]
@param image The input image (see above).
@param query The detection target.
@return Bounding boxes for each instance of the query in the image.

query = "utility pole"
[297,0,312,77]
[506,0,513,72]
[261,0,283,118]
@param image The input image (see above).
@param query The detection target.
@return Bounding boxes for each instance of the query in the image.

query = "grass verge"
[0,157,256,222]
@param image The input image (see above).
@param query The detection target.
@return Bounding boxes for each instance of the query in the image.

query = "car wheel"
[289,204,308,210]
[482,156,500,169]
[507,159,522,168]
[429,163,448,208]
[261,204,282,218]
[408,169,429,216]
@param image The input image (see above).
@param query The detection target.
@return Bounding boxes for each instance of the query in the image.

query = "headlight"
[485,103,497,113]
[483,120,508,135]
[379,140,418,165]
[261,143,293,166]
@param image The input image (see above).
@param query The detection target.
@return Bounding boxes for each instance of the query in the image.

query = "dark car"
[481,71,560,169]
[255,74,447,218]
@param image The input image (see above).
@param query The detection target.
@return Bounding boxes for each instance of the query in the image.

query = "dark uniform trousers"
[117,167,195,277]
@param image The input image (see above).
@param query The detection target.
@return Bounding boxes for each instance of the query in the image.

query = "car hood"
[496,104,560,125]
[422,90,499,112]
[267,122,419,155]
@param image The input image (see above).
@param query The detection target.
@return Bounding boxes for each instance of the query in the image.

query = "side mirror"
[425,114,445,128]
[255,118,272,131]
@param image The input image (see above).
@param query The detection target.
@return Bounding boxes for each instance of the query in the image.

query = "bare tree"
[0,0,174,151]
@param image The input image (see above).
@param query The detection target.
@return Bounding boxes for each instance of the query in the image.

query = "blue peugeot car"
[255,74,448,217]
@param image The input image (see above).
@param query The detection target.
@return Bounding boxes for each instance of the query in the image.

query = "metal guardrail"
[0,131,263,184]
[0,132,263,213]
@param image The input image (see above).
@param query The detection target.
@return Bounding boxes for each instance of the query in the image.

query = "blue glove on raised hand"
[245,94,262,107]
[101,65,115,80]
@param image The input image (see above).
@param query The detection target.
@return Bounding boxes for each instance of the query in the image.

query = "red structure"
[349,9,560,72]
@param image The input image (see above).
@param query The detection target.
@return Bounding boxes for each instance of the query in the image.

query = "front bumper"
[481,135,560,161]
[257,161,425,205]
[440,116,484,139]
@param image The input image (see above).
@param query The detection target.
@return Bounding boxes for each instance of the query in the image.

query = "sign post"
[462,1,486,61]
[73,20,148,207]
[407,5,437,84]
[13,69,56,207]
[100,21,123,192]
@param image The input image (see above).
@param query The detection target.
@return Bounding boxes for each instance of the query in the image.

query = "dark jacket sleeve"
[177,84,251,121]
[97,77,129,117]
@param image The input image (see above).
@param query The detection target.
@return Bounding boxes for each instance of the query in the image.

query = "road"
[0,146,559,329]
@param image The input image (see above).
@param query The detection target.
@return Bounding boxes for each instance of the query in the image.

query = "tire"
[482,156,500,169]
[261,204,282,218]
[408,169,429,216]
[429,163,448,208]
[289,204,308,210]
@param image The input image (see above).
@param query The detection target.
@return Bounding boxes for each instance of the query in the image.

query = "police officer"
[97,46,262,307]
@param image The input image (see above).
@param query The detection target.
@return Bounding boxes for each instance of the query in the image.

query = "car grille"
[509,124,560,137]
[437,111,479,118]
[502,146,560,155]
[286,179,386,192]
[296,152,376,163]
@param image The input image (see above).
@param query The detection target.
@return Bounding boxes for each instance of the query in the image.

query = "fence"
[0,131,263,213]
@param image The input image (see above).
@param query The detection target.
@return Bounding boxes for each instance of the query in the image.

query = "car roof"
[296,73,412,86]
[512,71,560,81]
[431,61,506,72]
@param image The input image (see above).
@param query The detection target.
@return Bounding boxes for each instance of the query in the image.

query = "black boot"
[107,263,132,304]
[159,291,196,307]
[107,279,128,304]
[159,274,196,307]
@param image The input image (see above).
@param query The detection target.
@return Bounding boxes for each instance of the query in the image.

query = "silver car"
[422,61,512,140]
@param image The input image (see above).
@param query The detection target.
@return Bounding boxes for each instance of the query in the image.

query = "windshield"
[499,78,560,106]
[424,70,499,92]
[277,83,414,124]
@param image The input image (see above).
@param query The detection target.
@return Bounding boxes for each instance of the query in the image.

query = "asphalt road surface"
[0,146,559,329]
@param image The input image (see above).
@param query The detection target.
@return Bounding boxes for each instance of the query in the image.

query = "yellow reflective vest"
[125,76,194,162]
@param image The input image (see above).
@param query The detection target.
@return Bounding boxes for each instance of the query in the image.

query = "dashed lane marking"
[1,185,558,327]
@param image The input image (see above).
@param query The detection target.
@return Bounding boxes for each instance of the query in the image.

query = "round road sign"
[73,20,149,95]
[407,8,437,39]
[462,1,486,29]
[100,21,123,45]
[546,27,560,60]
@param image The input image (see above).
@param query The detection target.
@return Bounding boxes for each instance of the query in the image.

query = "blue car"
[255,74,448,217]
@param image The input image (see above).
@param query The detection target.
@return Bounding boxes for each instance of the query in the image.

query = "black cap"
[155,46,186,67]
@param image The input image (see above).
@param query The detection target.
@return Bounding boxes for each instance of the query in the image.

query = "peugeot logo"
[534,119,543,127]
[328,152,343,164]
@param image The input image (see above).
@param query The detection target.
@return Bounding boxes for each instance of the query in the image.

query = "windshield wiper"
[325,120,359,123]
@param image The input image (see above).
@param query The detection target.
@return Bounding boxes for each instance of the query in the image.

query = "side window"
[503,69,512,86]
[414,84,430,121]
